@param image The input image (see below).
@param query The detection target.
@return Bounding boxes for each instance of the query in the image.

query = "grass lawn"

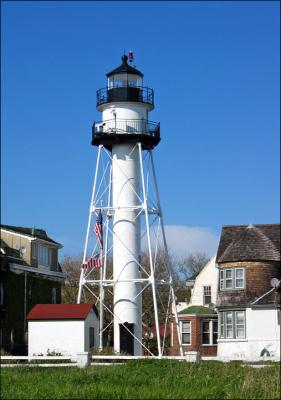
[1,360,280,399]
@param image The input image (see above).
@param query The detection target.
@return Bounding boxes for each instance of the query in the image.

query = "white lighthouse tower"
[77,54,183,357]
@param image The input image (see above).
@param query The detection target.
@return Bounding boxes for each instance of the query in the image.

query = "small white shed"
[27,304,99,357]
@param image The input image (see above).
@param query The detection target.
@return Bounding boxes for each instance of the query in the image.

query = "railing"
[1,353,207,368]
[97,86,154,107]
[92,119,160,138]
[0,355,77,368]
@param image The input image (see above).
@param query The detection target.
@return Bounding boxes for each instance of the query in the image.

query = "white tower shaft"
[112,144,142,355]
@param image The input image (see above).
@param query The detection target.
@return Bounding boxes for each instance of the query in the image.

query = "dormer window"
[32,243,52,268]
[220,267,245,290]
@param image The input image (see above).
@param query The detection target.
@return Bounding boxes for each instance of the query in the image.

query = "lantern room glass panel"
[108,74,142,89]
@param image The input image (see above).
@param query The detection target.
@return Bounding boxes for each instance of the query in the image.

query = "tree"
[178,252,210,280]
[176,252,210,302]
[60,254,114,339]
[60,255,82,303]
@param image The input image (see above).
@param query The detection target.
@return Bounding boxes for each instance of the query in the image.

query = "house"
[216,224,280,361]
[0,224,66,354]
[170,256,219,357]
[27,304,99,356]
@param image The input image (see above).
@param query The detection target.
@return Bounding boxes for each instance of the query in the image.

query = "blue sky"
[1,1,280,259]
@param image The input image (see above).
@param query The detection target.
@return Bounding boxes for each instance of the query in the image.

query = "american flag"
[83,255,101,269]
[94,210,103,249]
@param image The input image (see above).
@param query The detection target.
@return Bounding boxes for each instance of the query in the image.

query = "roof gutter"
[9,263,66,282]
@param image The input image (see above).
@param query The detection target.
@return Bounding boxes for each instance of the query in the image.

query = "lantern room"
[107,55,143,89]
[93,53,160,150]
[96,54,154,110]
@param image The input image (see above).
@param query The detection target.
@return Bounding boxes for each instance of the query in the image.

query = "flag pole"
[99,201,104,351]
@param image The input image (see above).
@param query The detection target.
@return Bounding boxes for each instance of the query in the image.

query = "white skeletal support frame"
[77,142,183,357]
[77,54,183,356]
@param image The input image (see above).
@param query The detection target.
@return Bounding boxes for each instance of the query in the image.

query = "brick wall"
[170,316,217,356]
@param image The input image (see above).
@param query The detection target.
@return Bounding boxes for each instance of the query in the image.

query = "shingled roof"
[27,304,98,320]
[1,224,62,247]
[216,224,280,263]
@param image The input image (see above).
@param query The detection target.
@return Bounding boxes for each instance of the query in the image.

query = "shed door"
[119,323,134,355]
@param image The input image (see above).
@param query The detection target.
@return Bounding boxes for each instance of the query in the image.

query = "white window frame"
[235,268,245,289]
[180,320,191,345]
[225,269,233,289]
[235,311,246,338]
[226,311,233,338]
[201,319,218,346]
[219,310,246,339]
[219,267,245,290]
[203,286,212,305]
[219,270,224,290]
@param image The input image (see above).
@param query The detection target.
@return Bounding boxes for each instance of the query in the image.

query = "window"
[37,245,51,267]
[52,288,57,304]
[219,268,245,290]
[225,270,233,289]
[202,320,218,345]
[89,327,95,348]
[32,243,52,267]
[235,269,245,288]
[180,321,191,345]
[219,270,224,290]
[235,311,245,338]
[226,311,233,338]
[203,286,212,305]
[219,311,246,339]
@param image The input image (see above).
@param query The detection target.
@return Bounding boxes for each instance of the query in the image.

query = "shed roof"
[27,304,97,320]
[216,224,280,263]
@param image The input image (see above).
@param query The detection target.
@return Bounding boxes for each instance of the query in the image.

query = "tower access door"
[120,323,134,355]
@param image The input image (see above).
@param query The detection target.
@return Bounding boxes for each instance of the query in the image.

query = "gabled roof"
[178,306,216,315]
[106,55,144,78]
[216,224,280,263]
[1,224,62,247]
[27,304,98,320]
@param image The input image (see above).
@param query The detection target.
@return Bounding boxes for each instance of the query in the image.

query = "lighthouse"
[77,54,183,357]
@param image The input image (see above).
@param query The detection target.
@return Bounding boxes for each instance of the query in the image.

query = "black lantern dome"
[106,55,144,78]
